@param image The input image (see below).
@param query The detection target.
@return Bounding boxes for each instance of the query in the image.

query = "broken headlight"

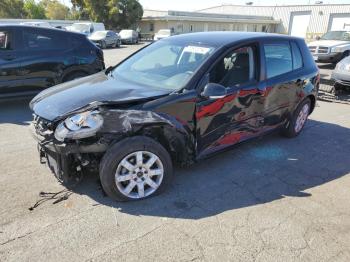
[54,111,104,141]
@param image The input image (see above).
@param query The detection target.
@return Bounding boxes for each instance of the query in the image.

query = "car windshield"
[91,31,107,38]
[119,30,132,38]
[158,30,171,35]
[112,40,216,90]
[71,24,90,32]
[321,31,350,41]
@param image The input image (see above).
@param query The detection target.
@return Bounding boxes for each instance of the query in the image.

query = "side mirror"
[201,83,227,99]
[315,36,321,41]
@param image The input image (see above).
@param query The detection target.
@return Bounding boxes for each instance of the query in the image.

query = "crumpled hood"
[308,40,350,47]
[30,72,171,121]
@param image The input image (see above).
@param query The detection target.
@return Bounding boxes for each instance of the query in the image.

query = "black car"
[0,25,104,99]
[30,32,319,201]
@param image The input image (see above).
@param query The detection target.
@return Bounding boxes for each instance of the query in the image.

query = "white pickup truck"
[308,31,350,64]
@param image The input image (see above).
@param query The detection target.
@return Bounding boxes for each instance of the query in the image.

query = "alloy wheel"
[115,151,164,199]
[295,103,310,133]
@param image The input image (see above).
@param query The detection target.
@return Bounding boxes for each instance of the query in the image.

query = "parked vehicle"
[0,25,105,99]
[331,56,350,93]
[308,31,350,63]
[119,29,138,44]
[88,30,121,49]
[66,22,105,36]
[20,21,52,28]
[153,29,173,41]
[30,32,319,201]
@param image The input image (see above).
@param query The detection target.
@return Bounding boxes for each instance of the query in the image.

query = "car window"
[22,30,67,50]
[209,46,256,88]
[291,42,303,70]
[0,30,13,50]
[264,43,292,78]
[113,41,215,90]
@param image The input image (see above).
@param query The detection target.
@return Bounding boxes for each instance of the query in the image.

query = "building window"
[262,25,267,32]
[149,23,154,32]
[190,25,193,32]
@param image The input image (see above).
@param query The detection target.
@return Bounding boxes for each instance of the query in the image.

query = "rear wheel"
[281,98,311,138]
[99,136,173,201]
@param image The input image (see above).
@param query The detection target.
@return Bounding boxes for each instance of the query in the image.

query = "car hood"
[30,72,171,121]
[308,40,350,47]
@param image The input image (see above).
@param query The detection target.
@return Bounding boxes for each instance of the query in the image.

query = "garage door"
[330,16,350,31]
[289,12,311,38]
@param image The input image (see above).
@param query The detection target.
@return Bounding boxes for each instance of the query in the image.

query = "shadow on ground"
[70,119,350,219]
[0,98,33,125]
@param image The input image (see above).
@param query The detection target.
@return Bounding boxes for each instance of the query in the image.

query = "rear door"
[16,27,70,93]
[0,27,23,97]
[261,40,304,127]
[196,43,266,158]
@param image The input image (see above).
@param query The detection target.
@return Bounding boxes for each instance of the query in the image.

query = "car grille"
[32,114,54,137]
[308,46,329,54]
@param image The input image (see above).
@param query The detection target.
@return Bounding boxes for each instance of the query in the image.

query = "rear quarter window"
[264,43,293,78]
[291,41,303,70]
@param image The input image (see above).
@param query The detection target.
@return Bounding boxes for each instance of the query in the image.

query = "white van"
[66,22,105,36]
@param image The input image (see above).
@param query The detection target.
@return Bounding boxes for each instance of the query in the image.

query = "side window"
[264,43,292,78]
[0,30,13,50]
[291,41,303,70]
[22,30,67,50]
[210,46,256,88]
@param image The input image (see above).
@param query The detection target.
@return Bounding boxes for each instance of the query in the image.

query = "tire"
[281,98,311,138]
[100,136,173,201]
[342,50,350,60]
[117,40,121,48]
[64,71,88,82]
[100,40,107,49]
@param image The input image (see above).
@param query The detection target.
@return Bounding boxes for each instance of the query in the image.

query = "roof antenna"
[265,4,277,33]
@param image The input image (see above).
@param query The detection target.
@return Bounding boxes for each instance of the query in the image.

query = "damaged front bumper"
[31,117,108,184]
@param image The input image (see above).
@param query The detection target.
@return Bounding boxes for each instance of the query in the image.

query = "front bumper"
[31,120,108,184]
[313,52,343,63]
[331,70,350,86]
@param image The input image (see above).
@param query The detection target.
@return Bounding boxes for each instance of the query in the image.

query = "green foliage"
[0,0,26,18]
[24,0,46,19]
[42,0,69,20]
[71,0,143,29]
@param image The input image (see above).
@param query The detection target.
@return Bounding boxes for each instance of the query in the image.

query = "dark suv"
[30,32,319,201]
[0,25,104,99]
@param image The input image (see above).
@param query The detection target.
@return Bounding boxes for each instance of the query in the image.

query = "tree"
[0,0,25,18]
[71,0,143,29]
[24,0,46,19]
[42,0,69,20]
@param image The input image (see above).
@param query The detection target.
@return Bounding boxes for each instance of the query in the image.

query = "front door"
[196,44,266,158]
[0,28,23,97]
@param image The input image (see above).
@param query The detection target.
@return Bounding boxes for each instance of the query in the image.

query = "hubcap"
[115,151,164,199]
[295,104,310,133]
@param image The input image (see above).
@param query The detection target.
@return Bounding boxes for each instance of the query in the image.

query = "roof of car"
[166,31,302,47]
[0,24,84,36]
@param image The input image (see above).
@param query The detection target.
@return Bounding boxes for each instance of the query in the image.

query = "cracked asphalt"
[0,43,350,262]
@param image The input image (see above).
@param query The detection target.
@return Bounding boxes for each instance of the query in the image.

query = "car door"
[195,44,266,158]
[106,31,114,46]
[16,27,69,93]
[261,40,302,127]
[0,27,23,96]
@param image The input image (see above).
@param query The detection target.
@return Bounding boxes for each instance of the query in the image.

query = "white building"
[141,4,350,41]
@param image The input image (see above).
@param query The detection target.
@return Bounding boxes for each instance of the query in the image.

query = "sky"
[60,0,350,11]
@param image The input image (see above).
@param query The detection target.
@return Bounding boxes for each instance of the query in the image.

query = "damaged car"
[30,32,319,201]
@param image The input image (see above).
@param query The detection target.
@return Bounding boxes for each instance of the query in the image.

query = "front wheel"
[281,98,311,138]
[99,136,173,201]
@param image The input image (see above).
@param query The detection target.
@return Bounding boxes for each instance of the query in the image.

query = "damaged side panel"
[99,108,196,165]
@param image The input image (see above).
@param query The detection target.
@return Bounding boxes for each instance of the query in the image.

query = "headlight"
[54,111,103,141]
[331,46,343,53]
